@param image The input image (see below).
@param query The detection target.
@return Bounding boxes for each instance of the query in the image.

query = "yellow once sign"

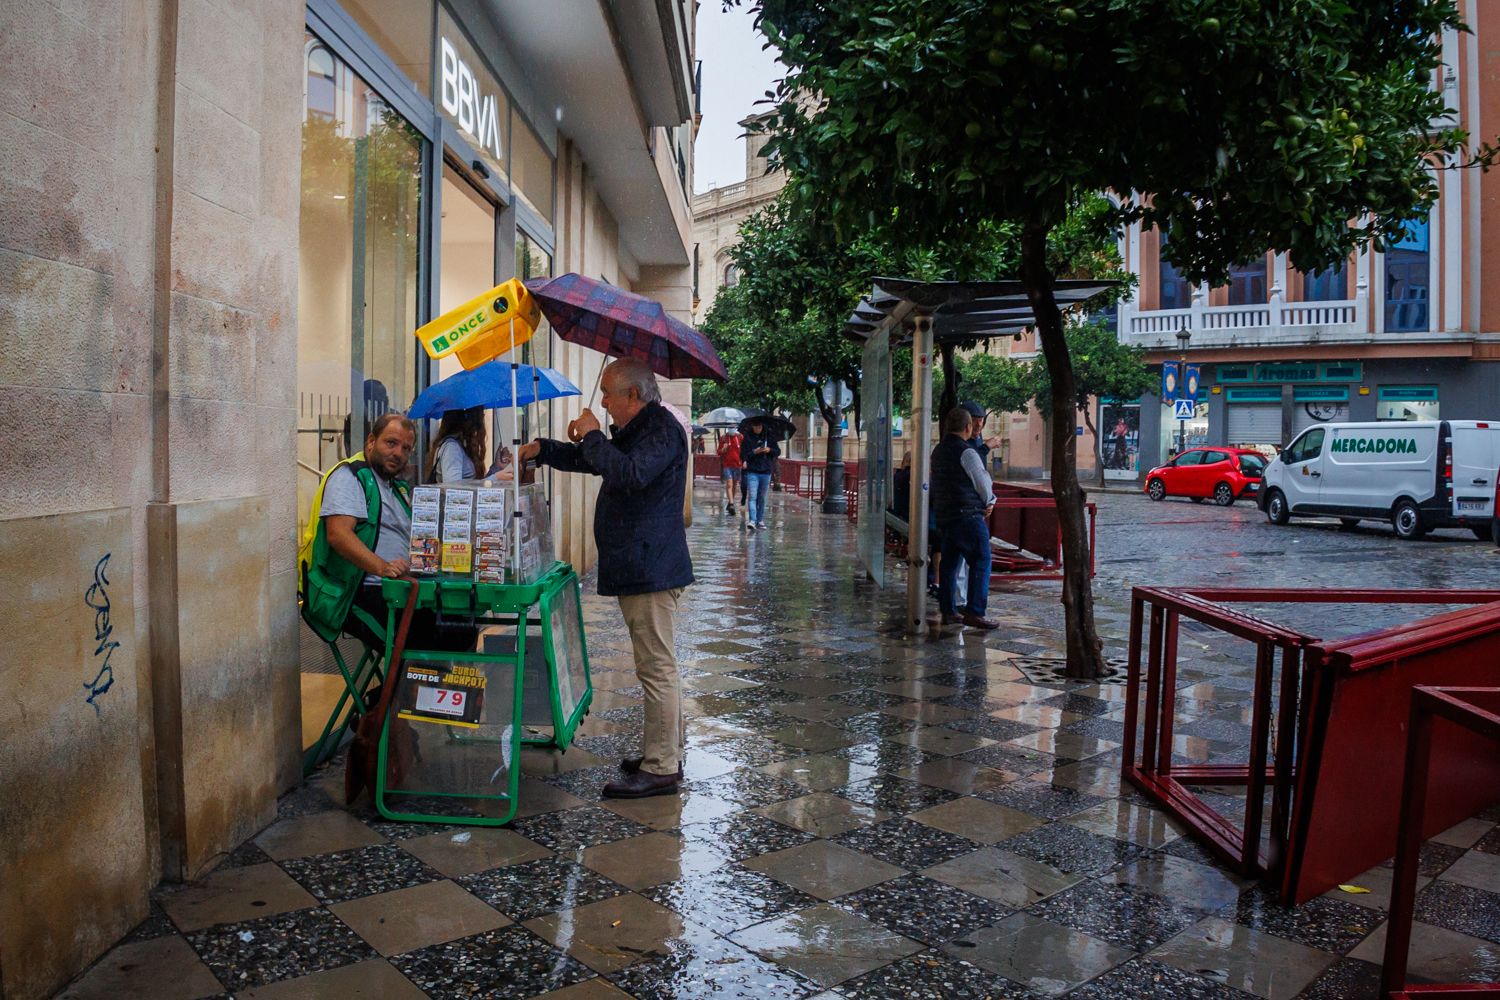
[415,278,541,367]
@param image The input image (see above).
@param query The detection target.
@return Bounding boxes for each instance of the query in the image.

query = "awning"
[845,277,1120,345]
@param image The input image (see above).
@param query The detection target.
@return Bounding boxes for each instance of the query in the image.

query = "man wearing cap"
[960,400,1004,463]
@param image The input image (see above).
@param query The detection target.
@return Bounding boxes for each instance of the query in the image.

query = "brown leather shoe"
[602,769,681,798]
[620,756,683,779]
[940,613,960,626]
[960,612,999,630]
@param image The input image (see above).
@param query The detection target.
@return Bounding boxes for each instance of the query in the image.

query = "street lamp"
[1170,326,1194,452]
[1175,327,1192,454]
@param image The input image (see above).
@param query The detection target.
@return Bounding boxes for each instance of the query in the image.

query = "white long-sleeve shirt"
[959,445,993,501]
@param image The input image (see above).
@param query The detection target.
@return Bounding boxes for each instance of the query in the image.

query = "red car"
[1144,447,1267,506]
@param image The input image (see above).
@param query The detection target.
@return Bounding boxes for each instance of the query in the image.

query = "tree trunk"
[939,342,958,417]
[1020,223,1106,680]
[817,384,847,514]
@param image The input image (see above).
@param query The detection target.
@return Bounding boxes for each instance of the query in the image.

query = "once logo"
[439,38,503,163]
[1331,437,1418,455]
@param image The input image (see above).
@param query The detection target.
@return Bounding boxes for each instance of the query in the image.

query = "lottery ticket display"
[440,488,475,574]
[474,488,510,584]
[407,480,554,585]
[408,486,442,573]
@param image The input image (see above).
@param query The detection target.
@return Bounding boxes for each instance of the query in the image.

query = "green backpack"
[299,460,412,643]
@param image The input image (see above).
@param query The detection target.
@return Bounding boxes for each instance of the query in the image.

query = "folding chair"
[302,602,388,775]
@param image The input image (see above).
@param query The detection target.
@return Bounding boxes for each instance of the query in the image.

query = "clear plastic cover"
[383,654,517,815]
[548,581,588,724]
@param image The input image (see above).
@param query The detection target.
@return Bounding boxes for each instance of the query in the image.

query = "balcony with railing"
[1120,280,1371,351]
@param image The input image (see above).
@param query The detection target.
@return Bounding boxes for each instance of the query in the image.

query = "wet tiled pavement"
[63,486,1500,999]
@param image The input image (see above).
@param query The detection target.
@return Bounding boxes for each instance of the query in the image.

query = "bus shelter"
[846,278,1116,632]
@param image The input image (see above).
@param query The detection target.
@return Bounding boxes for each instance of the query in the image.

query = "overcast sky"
[693,4,782,194]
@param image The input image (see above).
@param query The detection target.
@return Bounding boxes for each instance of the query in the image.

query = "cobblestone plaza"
[62,488,1500,999]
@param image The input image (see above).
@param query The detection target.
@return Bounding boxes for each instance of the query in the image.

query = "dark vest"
[931,433,986,525]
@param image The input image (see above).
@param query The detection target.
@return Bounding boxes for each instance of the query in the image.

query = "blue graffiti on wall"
[83,554,118,713]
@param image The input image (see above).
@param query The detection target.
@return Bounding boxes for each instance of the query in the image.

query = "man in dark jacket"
[931,406,998,630]
[741,418,781,531]
[517,359,693,797]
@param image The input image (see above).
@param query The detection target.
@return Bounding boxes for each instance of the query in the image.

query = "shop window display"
[297,33,423,522]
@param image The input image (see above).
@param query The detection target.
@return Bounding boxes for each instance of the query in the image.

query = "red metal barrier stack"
[1381,686,1500,999]
[985,485,1097,581]
[1122,588,1500,905]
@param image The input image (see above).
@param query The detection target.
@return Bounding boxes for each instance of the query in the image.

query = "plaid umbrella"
[524,273,728,382]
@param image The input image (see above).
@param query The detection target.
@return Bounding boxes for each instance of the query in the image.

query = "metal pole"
[906,312,934,633]
[509,318,522,581]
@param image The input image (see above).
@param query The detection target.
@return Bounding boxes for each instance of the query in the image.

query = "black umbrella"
[739,412,797,441]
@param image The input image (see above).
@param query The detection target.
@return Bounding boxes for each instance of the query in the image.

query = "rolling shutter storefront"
[1290,386,1351,440]
[1226,387,1282,447]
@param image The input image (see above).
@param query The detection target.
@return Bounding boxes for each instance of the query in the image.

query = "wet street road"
[63,484,1500,999]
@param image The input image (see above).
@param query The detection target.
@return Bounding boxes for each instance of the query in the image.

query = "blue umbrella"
[408,362,581,419]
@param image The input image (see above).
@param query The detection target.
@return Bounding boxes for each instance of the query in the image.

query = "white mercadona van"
[1258,420,1500,540]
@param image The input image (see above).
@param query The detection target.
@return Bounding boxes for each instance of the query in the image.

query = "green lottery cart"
[374,480,593,827]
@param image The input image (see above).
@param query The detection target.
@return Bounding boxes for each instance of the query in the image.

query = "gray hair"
[605,357,661,403]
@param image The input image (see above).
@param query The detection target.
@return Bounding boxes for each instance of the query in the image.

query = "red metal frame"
[692,454,722,480]
[777,458,800,493]
[1381,686,1500,1000]
[985,497,1097,581]
[1123,588,1500,895]
[799,463,826,501]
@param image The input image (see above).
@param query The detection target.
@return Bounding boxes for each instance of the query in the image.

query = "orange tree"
[740,0,1487,677]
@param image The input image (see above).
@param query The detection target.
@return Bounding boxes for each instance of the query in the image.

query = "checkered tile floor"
[61,487,1500,999]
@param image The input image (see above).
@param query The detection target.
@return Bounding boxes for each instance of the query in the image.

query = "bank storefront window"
[298,33,423,516]
[341,0,433,96]
[1377,386,1439,421]
[517,232,554,444]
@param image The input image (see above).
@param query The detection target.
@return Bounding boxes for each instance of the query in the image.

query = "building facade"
[1108,8,1500,481]
[691,114,784,324]
[0,1,696,996]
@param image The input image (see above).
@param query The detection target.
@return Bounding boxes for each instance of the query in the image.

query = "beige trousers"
[617,587,685,776]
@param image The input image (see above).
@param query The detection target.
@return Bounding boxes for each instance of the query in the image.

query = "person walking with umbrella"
[516,358,692,798]
[742,416,780,531]
[716,426,744,516]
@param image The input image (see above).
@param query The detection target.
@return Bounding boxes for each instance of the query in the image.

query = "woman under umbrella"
[425,406,512,483]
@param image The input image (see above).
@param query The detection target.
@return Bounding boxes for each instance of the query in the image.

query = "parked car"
[1144,447,1267,506]
[1259,420,1500,539]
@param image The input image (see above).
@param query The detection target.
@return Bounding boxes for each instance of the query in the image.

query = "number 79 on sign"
[415,686,466,716]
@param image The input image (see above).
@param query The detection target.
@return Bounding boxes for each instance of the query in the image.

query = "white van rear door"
[1450,422,1500,517]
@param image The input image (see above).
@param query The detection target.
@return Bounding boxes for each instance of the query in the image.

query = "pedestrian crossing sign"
[1173,398,1197,419]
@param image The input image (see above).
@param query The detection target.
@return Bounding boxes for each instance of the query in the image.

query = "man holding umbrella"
[741,416,781,531]
[516,358,692,798]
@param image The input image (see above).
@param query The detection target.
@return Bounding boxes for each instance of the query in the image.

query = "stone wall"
[0,0,302,995]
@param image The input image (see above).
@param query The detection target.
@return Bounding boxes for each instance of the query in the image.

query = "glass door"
[432,163,499,479]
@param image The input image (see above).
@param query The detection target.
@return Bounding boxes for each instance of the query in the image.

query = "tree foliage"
[732,0,1481,676]
[1029,321,1155,417]
[932,350,1032,420]
[748,0,1480,278]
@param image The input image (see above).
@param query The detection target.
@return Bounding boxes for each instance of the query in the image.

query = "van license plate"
[1458,500,1487,512]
